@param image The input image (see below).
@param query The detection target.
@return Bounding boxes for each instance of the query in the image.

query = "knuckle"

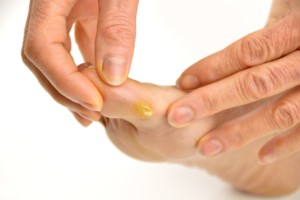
[23,42,32,59]
[281,13,299,37]
[21,48,30,67]
[239,70,276,100]
[287,51,300,78]
[21,43,40,71]
[23,39,42,63]
[100,13,135,46]
[272,101,300,130]
[238,34,270,66]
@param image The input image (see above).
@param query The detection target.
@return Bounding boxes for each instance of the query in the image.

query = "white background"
[1,0,300,199]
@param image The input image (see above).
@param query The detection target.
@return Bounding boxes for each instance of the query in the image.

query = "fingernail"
[261,153,277,165]
[178,75,200,89]
[199,139,223,156]
[90,114,102,122]
[81,102,102,112]
[168,107,194,128]
[101,57,127,86]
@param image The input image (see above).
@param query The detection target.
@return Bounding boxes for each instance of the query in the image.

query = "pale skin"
[22,0,139,126]
[22,0,300,196]
[169,0,300,164]
[80,66,300,196]
[22,0,300,164]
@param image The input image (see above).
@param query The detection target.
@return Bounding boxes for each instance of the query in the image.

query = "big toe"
[81,66,185,127]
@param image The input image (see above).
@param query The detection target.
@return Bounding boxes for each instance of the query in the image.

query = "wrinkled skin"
[74,0,300,196]
[170,0,300,164]
[81,67,300,196]
[22,0,138,126]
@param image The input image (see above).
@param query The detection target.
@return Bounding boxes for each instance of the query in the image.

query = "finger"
[196,88,300,157]
[177,14,300,90]
[95,0,139,86]
[75,19,98,64]
[168,50,300,128]
[265,0,300,27]
[69,102,102,122]
[82,66,155,125]
[23,0,102,111]
[22,53,101,122]
[265,0,289,27]
[71,111,93,127]
[259,125,300,164]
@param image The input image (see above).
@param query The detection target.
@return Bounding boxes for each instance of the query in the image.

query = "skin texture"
[81,66,300,197]
[21,0,139,126]
[169,0,300,164]
[22,0,300,196]
[132,101,154,120]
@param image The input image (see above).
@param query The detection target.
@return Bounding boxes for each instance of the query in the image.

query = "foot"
[82,66,300,196]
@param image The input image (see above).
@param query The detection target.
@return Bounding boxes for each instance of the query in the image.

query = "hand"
[80,65,300,196]
[22,0,138,126]
[79,65,259,161]
[168,0,300,163]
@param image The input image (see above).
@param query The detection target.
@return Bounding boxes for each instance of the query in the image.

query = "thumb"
[95,0,139,86]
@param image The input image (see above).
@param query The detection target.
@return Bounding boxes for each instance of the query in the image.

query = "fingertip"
[177,74,200,90]
[69,84,103,112]
[79,84,103,111]
[76,64,103,111]
[81,121,92,127]
[258,146,278,165]
[72,112,93,127]
[97,57,128,86]
[198,138,223,157]
[167,106,194,128]
[259,153,278,165]
[81,100,102,112]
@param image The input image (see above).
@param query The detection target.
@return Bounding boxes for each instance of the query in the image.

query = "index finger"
[168,50,300,128]
[177,14,300,90]
[24,0,102,110]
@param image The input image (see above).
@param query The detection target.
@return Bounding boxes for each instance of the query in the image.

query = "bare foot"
[82,67,300,197]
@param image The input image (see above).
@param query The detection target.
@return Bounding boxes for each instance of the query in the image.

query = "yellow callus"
[132,100,153,120]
